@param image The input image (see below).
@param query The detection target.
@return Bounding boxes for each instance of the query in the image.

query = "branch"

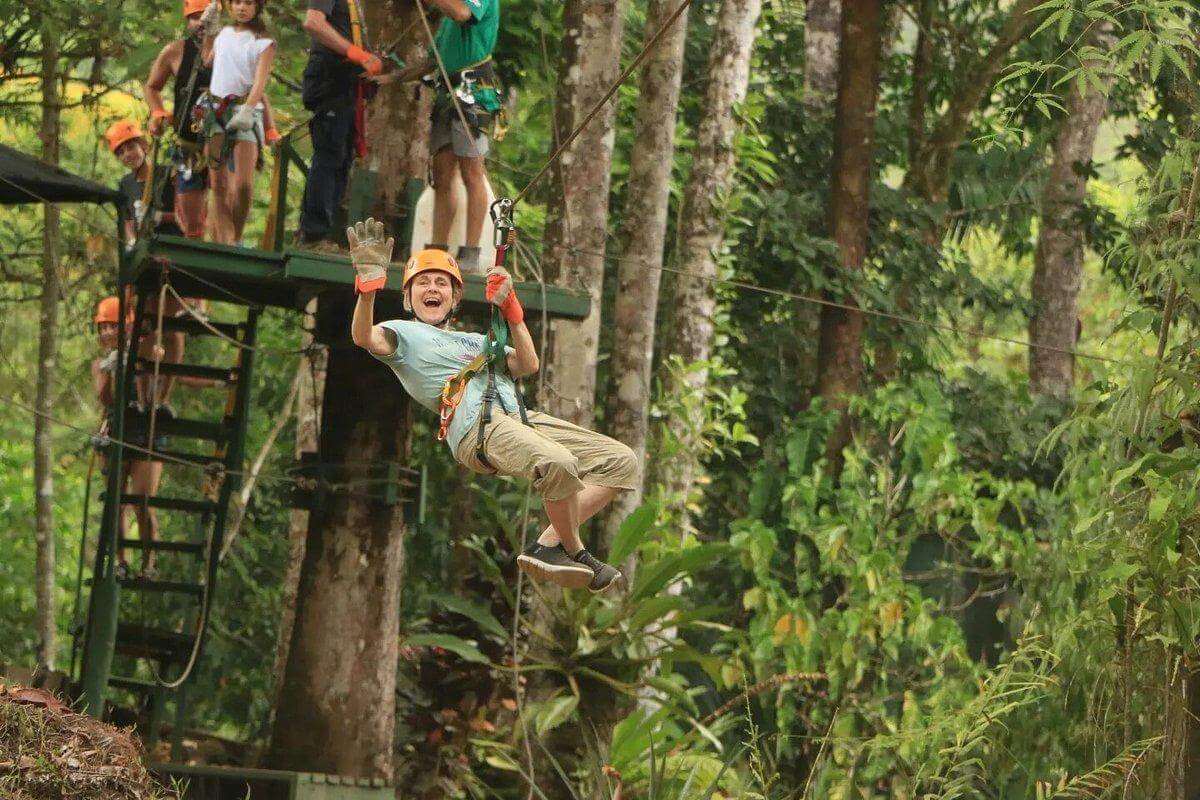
[916,0,1043,197]
[219,364,302,561]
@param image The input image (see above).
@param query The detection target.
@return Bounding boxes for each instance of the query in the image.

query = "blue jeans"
[299,103,354,243]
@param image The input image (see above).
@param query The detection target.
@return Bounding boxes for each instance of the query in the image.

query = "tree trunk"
[656,0,763,513]
[804,0,841,107]
[264,302,408,779]
[364,1,428,219]
[33,27,60,673]
[813,0,883,469]
[600,0,690,556]
[1028,22,1117,399]
[539,0,627,425]
[265,2,430,774]
[261,300,326,749]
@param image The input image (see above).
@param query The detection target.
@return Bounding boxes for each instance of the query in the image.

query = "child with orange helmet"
[92,297,164,579]
[348,219,634,594]
[106,119,185,249]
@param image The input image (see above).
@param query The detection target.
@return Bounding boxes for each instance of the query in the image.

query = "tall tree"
[813,0,883,467]
[265,4,428,775]
[804,0,841,106]
[601,0,690,555]
[656,0,763,514]
[1028,22,1118,398]
[265,321,410,778]
[33,22,61,673]
[539,0,627,425]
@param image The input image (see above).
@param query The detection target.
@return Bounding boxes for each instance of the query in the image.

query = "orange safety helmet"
[183,0,209,16]
[403,249,463,290]
[95,296,121,325]
[105,119,145,154]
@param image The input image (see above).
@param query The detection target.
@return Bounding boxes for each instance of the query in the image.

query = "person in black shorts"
[297,0,382,251]
[144,0,217,240]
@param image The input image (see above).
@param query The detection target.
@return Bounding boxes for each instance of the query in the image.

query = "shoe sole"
[590,574,628,594]
[516,555,595,590]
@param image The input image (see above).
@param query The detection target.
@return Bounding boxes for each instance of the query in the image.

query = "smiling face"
[97,322,119,352]
[409,271,461,325]
[230,0,258,24]
[115,139,146,171]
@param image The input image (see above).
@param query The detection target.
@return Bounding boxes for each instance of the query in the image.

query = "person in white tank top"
[200,0,279,244]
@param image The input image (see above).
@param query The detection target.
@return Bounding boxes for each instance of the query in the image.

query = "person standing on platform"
[144,0,215,240]
[390,0,501,273]
[296,0,382,252]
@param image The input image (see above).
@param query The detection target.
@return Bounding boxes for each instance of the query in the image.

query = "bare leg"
[127,459,162,574]
[431,147,459,246]
[208,136,235,245]
[176,186,208,239]
[459,154,488,246]
[228,140,257,242]
[539,484,619,554]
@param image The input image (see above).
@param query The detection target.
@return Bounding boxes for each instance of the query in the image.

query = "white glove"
[226,105,255,132]
[347,217,394,293]
[200,1,223,37]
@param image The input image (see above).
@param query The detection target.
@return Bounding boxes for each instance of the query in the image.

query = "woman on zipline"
[348,218,633,593]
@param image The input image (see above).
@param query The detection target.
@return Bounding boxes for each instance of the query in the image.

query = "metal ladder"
[75,285,259,748]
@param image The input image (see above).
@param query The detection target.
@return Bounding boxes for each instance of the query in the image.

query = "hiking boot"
[517,542,594,590]
[573,549,627,594]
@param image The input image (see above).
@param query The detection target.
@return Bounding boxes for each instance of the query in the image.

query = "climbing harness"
[194,92,262,170]
[435,198,530,464]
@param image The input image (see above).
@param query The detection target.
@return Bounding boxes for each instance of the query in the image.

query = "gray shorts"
[225,104,264,144]
[430,94,490,159]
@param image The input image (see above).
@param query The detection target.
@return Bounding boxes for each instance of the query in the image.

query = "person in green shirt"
[390,0,500,273]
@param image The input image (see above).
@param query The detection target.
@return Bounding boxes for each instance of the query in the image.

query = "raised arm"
[351,291,397,356]
[484,267,538,377]
[348,218,398,356]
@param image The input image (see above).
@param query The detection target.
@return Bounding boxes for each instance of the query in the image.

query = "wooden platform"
[124,233,590,320]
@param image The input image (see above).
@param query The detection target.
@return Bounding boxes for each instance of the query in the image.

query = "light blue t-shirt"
[373,319,519,452]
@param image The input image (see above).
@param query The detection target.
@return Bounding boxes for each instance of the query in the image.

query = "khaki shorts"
[454,410,638,502]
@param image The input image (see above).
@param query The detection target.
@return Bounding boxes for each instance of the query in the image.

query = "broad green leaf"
[534,694,578,736]
[427,592,508,640]
[610,502,659,564]
[403,633,491,665]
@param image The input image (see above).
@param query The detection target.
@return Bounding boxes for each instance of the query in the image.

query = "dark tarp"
[0,144,120,206]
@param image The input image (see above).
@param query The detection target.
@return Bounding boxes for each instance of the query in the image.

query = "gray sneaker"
[573,549,626,594]
[517,542,595,589]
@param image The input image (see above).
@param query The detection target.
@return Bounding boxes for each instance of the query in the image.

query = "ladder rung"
[109,675,160,693]
[118,577,204,597]
[117,494,217,514]
[137,448,224,468]
[116,623,194,659]
[157,416,231,443]
[118,538,205,556]
[136,359,237,383]
[159,316,243,340]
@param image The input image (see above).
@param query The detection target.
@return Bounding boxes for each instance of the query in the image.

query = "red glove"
[149,108,172,136]
[485,267,524,325]
[264,127,282,146]
[346,45,382,77]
